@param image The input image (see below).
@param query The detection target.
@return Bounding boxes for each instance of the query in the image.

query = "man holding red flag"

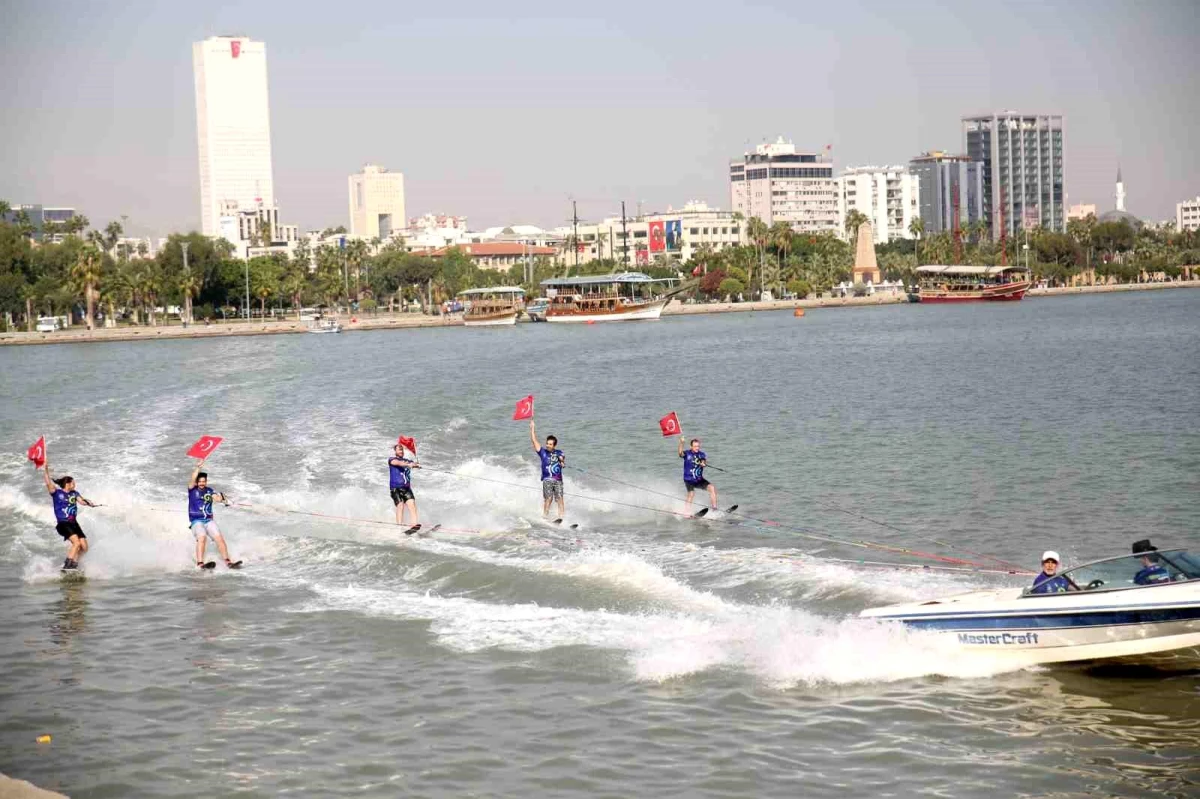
[388,437,421,531]
[40,449,98,572]
[188,458,239,569]
[678,435,718,512]
[529,419,565,519]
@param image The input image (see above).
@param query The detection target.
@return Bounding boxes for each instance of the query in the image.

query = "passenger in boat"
[678,436,718,511]
[530,420,566,518]
[1131,539,1171,585]
[1030,551,1073,594]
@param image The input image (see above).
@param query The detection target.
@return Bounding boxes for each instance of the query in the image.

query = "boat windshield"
[1059,550,1200,592]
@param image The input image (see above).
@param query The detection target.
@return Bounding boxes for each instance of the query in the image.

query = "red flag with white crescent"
[397,435,417,454]
[27,436,46,468]
[231,40,241,58]
[658,412,681,438]
[512,395,534,421]
[187,436,223,459]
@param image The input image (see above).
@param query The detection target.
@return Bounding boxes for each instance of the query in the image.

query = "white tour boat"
[541,272,678,323]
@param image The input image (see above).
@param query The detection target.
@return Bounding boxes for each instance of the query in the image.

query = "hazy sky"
[2,0,1197,235]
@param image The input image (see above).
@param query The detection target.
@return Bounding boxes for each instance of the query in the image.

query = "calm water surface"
[1,290,1198,797]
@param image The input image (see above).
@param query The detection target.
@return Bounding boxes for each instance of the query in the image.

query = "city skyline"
[2,0,1198,236]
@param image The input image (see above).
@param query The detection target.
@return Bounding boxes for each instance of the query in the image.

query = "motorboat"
[860,547,1200,668]
[524,297,550,322]
[307,318,341,334]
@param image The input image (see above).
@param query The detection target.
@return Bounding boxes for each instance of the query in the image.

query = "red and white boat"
[541,272,678,323]
[910,265,1031,303]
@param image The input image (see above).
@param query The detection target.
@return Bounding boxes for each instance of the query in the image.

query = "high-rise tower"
[193,36,275,236]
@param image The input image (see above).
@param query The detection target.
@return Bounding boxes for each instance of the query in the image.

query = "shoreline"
[3,279,1198,347]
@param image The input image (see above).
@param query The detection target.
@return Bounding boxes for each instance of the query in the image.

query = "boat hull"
[463,311,518,327]
[916,281,1031,303]
[546,299,667,323]
[862,583,1200,668]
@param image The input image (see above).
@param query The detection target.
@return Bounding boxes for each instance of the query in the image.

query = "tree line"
[3,198,1197,330]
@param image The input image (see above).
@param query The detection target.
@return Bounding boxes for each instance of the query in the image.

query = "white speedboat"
[307,318,341,333]
[861,547,1200,668]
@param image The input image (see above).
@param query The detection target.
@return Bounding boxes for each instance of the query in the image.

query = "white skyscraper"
[192,36,275,236]
[349,165,406,240]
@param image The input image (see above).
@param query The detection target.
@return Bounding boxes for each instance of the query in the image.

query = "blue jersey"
[1134,564,1170,585]
[389,457,413,489]
[682,450,707,483]
[539,448,564,481]
[188,486,216,522]
[1030,572,1072,594]
[52,489,79,522]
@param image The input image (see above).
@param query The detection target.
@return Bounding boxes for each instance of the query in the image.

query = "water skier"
[388,441,421,531]
[530,420,565,518]
[187,459,239,569]
[43,459,96,571]
[678,436,718,511]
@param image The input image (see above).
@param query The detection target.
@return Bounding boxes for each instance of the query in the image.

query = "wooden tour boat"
[458,286,525,326]
[910,265,1032,303]
[541,272,679,323]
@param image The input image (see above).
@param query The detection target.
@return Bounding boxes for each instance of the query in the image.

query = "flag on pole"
[186,435,223,459]
[512,395,535,420]
[397,435,417,454]
[27,436,46,468]
[658,412,681,437]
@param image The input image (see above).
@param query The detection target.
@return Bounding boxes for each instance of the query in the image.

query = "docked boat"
[524,297,550,322]
[307,318,341,333]
[910,265,1032,303]
[458,286,525,327]
[541,272,679,323]
[861,547,1200,668]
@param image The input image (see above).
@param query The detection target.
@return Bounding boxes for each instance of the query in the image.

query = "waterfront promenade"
[2,279,1197,347]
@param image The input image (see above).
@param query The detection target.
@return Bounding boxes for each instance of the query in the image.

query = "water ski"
[403,523,423,536]
[198,561,217,570]
[551,519,580,530]
[60,568,85,580]
[417,524,442,537]
[226,560,243,569]
[691,508,709,519]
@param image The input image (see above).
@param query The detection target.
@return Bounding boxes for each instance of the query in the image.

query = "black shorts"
[684,479,711,491]
[56,520,85,540]
[390,486,415,505]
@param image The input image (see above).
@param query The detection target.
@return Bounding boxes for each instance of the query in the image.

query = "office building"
[908,152,985,236]
[730,138,839,233]
[193,35,276,237]
[565,201,743,266]
[0,204,80,242]
[837,166,920,243]
[1177,196,1200,233]
[963,112,1064,236]
[348,164,406,240]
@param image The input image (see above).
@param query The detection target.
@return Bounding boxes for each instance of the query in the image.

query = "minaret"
[1115,167,1126,212]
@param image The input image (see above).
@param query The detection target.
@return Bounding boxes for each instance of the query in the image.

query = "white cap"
[1041,550,1060,564]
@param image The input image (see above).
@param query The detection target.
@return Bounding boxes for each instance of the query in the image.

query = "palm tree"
[845,209,869,243]
[0,200,10,218]
[178,269,201,326]
[70,243,103,330]
[769,221,793,299]
[746,216,770,299]
[908,217,925,266]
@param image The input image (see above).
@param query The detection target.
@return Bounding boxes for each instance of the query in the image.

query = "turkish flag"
[27,436,46,468]
[512,395,534,420]
[397,435,417,453]
[691,265,702,277]
[187,435,223,459]
[658,412,681,437]
[230,40,241,58]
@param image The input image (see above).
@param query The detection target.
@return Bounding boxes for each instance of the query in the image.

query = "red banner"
[648,220,666,253]
[512,395,535,421]
[231,40,241,58]
[635,249,649,266]
[27,436,46,468]
[187,435,223,459]
[397,435,417,453]
[658,412,682,438]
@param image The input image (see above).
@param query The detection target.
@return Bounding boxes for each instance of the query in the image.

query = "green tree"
[69,242,104,329]
[844,209,869,242]
[718,277,744,300]
[908,217,925,265]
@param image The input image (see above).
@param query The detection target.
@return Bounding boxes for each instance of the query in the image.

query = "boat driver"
[1030,551,1074,594]
[1131,539,1171,585]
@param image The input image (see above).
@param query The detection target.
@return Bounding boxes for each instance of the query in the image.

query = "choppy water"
[2,291,1198,798]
